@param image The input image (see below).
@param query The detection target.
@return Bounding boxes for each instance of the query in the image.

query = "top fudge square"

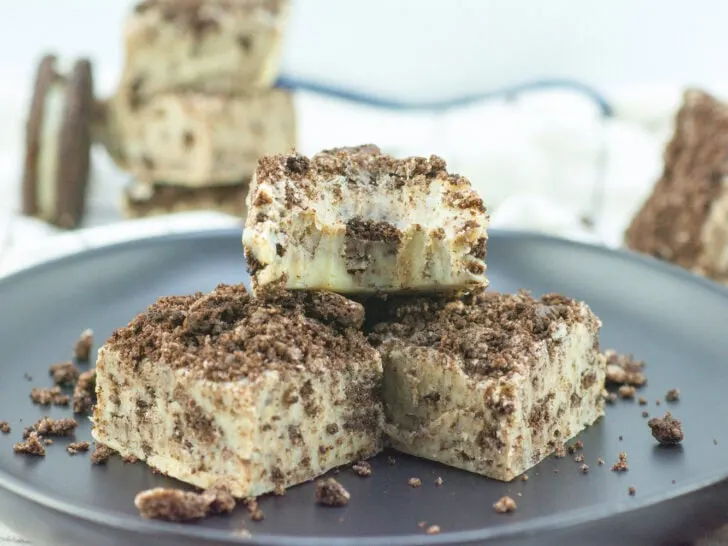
[243,145,489,294]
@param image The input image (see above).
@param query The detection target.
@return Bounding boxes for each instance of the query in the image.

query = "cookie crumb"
[49,361,80,386]
[90,443,116,465]
[628,487,636,496]
[122,454,140,464]
[665,389,680,402]
[520,474,528,482]
[597,457,605,465]
[573,453,584,463]
[408,477,422,488]
[134,488,210,522]
[67,441,90,455]
[575,440,584,449]
[352,461,372,477]
[74,329,94,361]
[638,397,647,406]
[418,521,427,528]
[656,399,661,406]
[618,385,636,399]
[580,464,590,474]
[30,386,70,406]
[553,443,566,458]
[13,432,45,456]
[426,525,441,535]
[204,482,236,515]
[619,435,623,441]
[611,452,629,472]
[647,412,684,445]
[315,478,350,507]
[73,369,96,414]
[387,455,396,465]
[493,496,517,513]
[606,392,618,404]
[435,476,444,486]
[604,350,647,386]
[0,421,10,434]
[23,373,32,381]
[28,417,77,437]
[245,498,265,521]
[43,439,53,446]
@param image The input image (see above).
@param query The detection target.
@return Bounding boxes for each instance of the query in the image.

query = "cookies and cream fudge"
[369,290,606,482]
[243,145,489,294]
[122,179,249,219]
[105,89,295,186]
[91,284,383,498]
[122,0,289,101]
[625,90,728,283]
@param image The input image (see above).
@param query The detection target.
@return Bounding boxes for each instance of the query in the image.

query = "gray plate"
[0,229,727,546]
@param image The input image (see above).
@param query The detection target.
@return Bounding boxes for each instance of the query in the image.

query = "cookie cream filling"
[243,146,488,294]
[37,81,66,220]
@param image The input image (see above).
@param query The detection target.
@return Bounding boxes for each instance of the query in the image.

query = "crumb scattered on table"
[0,421,10,434]
[493,496,517,513]
[67,441,90,455]
[74,329,94,361]
[648,412,684,445]
[352,461,372,477]
[315,478,350,507]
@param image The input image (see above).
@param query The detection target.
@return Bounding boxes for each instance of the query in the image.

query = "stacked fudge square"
[92,145,606,498]
[99,0,296,219]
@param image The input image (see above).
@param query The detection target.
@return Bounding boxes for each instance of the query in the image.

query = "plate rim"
[0,227,726,545]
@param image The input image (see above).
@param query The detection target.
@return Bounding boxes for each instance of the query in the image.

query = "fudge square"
[625,89,728,284]
[369,290,606,481]
[92,284,383,497]
[243,145,489,294]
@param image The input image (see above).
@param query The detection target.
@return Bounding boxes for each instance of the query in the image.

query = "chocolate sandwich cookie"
[22,54,94,229]
[122,179,249,219]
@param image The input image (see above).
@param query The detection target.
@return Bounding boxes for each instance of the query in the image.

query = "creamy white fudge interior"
[108,89,295,186]
[92,284,383,498]
[122,0,289,100]
[243,145,489,294]
[369,290,606,482]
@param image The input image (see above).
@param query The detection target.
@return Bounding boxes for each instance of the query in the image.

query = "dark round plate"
[0,229,727,546]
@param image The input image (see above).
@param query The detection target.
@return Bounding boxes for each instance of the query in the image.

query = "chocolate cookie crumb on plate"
[30,386,70,406]
[352,461,372,477]
[580,464,590,474]
[134,488,210,522]
[0,421,10,434]
[204,483,236,515]
[597,457,605,465]
[605,392,618,404]
[122,454,139,464]
[408,477,422,488]
[73,369,96,414]
[74,329,93,361]
[665,388,680,402]
[90,443,116,465]
[315,478,350,507]
[49,361,80,386]
[493,496,517,513]
[628,487,636,496]
[642,411,649,418]
[13,432,45,456]
[520,474,529,481]
[67,441,90,455]
[435,476,444,486]
[611,452,629,472]
[27,417,77,437]
[618,385,636,399]
[648,412,684,445]
[426,525,441,535]
[604,350,647,386]
[638,397,647,406]
[43,439,53,446]
[245,498,265,521]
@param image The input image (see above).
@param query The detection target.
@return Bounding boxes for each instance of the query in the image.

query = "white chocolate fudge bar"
[104,90,295,187]
[121,0,289,101]
[625,90,728,284]
[369,290,605,481]
[243,145,489,294]
[92,285,383,497]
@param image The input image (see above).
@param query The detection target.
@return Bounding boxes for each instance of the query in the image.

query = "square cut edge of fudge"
[91,284,383,498]
[369,290,606,482]
[242,144,489,295]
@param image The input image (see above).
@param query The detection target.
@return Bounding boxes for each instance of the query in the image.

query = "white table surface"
[0,84,684,543]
